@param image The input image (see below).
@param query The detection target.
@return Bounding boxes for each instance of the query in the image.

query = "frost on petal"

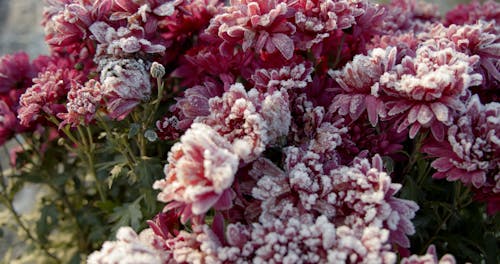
[328,47,395,124]
[58,79,103,127]
[100,59,151,120]
[87,227,170,264]
[422,95,500,208]
[380,43,482,140]
[401,245,457,264]
[153,123,239,218]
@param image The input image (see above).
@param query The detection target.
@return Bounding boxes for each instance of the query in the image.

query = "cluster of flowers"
[0,0,498,263]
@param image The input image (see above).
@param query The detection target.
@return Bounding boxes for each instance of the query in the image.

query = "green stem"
[0,171,61,263]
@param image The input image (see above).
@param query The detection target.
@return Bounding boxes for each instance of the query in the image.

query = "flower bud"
[150,62,165,79]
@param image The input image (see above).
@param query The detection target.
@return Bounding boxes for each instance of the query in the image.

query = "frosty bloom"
[290,0,365,50]
[172,81,224,130]
[422,22,500,102]
[153,123,239,221]
[100,59,151,120]
[206,0,296,60]
[89,21,166,59]
[328,47,397,125]
[253,153,419,248]
[57,79,103,127]
[251,62,313,92]
[220,215,396,264]
[0,52,37,94]
[380,44,483,140]
[166,224,223,264]
[199,83,291,162]
[327,225,396,264]
[422,95,499,191]
[87,227,169,264]
[401,245,456,264]
[18,66,81,126]
[43,0,109,54]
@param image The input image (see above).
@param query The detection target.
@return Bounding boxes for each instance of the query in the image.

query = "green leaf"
[108,196,143,234]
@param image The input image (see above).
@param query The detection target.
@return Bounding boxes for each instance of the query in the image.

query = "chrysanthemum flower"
[290,0,364,51]
[87,227,170,264]
[422,95,499,193]
[198,83,291,162]
[207,0,296,60]
[0,52,37,94]
[153,123,239,221]
[380,44,483,140]
[18,64,82,126]
[57,79,103,127]
[100,58,151,120]
[328,47,396,126]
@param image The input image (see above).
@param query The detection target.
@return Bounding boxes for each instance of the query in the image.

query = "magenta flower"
[220,214,397,264]
[207,0,296,60]
[89,21,166,59]
[172,80,224,130]
[380,44,483,140]
[199,83,291,162]
[43,0,110,55]
[0,52,37,94]
[423,22,500,103]
[290,0,364,51]
[401,245,456,264]
[153,123,239,221]
[422,95,499,191]
[444,0,500,26]
[251,62,313,92]
[100,59,151,120]
[252,153,419,248]
[328,47,397,126]
[57,79,103,127]
[18,66,81,126]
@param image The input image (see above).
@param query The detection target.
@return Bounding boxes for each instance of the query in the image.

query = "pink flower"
[0,52,37,94]
[422,95,499,191]
[57,79,103,127]
[89,21,166,59]
[207,0,296,60]
[18,66,82,126]
[444,0,500,26]
[290,0,365,51]
[401,245,456,264]
[87,227,170,264]
[251,62,313,92]
[172,80,224,130]
[199,83,291,162]
[220,215,396,264]
[328,47,396,126]
[153,123,239,221]
[422,22,500,103]
[380,44,483,140]
[252,154,419,248]
[382,0,440,33]
[100,59,152,120]
[43,0,110,55]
